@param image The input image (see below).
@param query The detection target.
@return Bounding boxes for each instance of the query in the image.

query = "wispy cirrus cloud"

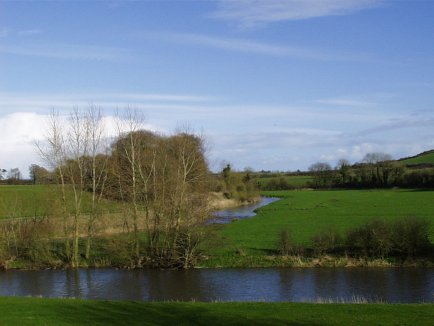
[145,32,375,62]
[315,98,377,108]
[0,43,130,61]
[355,114,434,136]
[0,92,217,114]
[212,0,384,27]
[0,28,42,38]
[16,29,42,36]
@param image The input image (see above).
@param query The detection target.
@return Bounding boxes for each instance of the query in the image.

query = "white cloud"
[212,0,384,27]
[0,112,162,178]
[0,113,47,176]
[146,32,374,62]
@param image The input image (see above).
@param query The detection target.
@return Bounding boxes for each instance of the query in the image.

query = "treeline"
[1,108,212,269]
[259,152,434,191]
[260,152,434,190]
[279,216,432,261]
[310,159,434,189]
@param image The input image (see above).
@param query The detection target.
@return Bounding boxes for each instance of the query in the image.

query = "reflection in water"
[0,268,433,303]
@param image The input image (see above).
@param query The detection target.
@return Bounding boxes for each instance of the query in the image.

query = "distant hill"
[398,150,434,165]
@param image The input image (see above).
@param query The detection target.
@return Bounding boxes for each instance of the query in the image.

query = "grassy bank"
[200,189,434,267]
[0,297,433,325]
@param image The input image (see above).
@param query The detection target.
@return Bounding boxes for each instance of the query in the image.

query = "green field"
[202,189,434,266]
[0,185,121,219]
[0,297,433,325]
[399,151,434,165]
[2,186,434,268]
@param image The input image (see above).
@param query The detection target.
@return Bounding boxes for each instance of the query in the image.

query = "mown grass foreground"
[0,297,433,325]
[202,189,434,267]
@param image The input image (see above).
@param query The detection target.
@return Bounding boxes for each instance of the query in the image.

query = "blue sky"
[1,0,434,176]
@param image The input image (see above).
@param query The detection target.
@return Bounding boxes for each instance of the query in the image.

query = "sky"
[1,0,434,177]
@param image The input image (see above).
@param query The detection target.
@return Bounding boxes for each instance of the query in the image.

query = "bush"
[392,216,430,258]
[307,217,432,260]
[262,177,294,191]
[346,219,393,258]
[0,217,57,267]
[312,229,342,255]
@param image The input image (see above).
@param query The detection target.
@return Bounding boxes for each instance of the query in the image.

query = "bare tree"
[336,159,351,185]
[8,168,21,181]
[309,162,333,188]
[36,108,109,267]
[362,152,393,186]
[112,109,148,263]
[36,111,71,261]
[84,106,109,260]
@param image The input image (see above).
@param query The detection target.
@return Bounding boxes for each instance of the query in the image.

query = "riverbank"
[0,297,433,325]
[199,254,434,268]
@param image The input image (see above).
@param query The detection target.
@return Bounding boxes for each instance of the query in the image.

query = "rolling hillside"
[398,150,434,165]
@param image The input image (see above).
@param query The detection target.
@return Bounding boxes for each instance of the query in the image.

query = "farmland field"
[202,189,434,266]
[0,185,121,219]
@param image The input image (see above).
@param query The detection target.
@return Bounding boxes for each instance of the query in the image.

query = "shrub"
[391,216,430,258]
[278,229,294,255]
[346,219,394,258]
[346,217,431,259]
[312,229,342,255]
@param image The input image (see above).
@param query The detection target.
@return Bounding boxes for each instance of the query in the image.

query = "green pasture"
[400,151,434,165]
[203,189,434,264]
[0,297,433,326]
[0,185,121,219]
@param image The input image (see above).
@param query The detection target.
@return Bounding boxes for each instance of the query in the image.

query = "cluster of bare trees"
[35,108,211,269]
[0,168,22,184]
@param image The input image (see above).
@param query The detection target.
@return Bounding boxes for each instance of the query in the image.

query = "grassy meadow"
[0,297,433,325]
[0,185,121,219]
[201,189,434,267]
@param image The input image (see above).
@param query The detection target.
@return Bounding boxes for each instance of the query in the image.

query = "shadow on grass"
[3,298,327,326]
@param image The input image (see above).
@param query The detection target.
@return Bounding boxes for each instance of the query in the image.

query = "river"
[210,196,280,224]
[1,268,433,302]
[1,197,433,303]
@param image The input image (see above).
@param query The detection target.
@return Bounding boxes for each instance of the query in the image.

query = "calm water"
[211,196,280,224]
[1,268,433,302]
